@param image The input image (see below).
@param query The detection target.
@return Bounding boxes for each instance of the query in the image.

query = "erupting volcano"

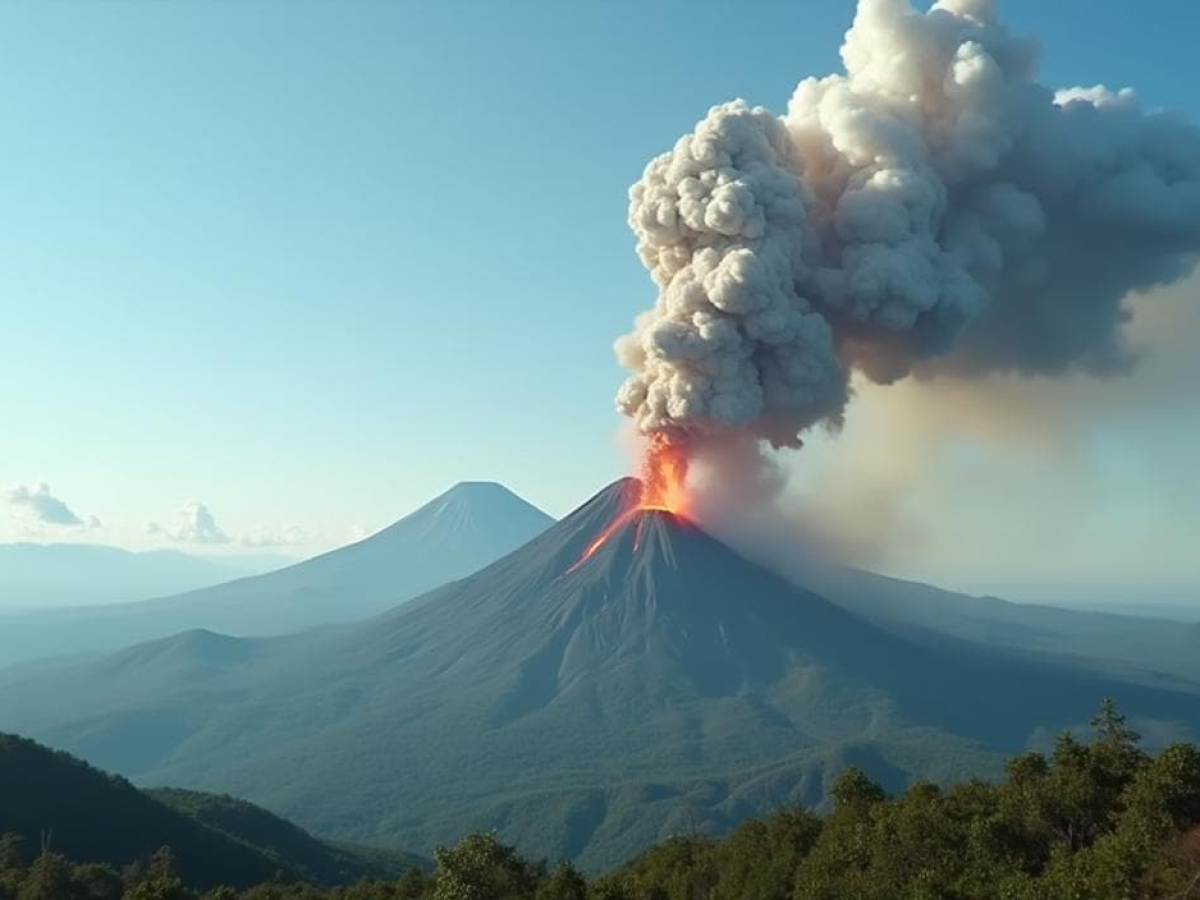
[565,436,692,574]
[607,0,1200,510]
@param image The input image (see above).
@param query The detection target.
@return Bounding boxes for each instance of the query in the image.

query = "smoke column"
[616,0,1200,464]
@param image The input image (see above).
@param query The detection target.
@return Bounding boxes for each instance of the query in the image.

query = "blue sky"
[2,1,1198,600]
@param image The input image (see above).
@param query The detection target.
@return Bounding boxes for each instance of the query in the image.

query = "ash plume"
[616,0,1200,452]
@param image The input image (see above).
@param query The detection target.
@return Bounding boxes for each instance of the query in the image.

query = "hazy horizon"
[1,473,1195,616]
[6,4,1200,892]
[3,0,1198,602]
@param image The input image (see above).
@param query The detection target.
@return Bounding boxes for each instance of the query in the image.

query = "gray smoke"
[616,0,1200,449]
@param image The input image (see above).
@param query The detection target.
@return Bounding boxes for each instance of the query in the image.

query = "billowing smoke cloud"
[3,483,97,529]
[616,0,1200,451]
[683,274,1200,602]
[785,277,1200,578]
[617,101,846,449]
[148,499,231,545]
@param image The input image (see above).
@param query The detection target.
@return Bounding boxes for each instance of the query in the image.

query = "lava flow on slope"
[565,436,692,573]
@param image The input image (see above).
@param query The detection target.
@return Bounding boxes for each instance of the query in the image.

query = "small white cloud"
[240,523,310,548]
[146,502,306,548]
[4,482,90,528]
[347,524,370,543]
[147,499,231,545]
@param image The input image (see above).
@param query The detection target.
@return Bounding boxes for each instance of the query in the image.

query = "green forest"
[5,701,1200,900]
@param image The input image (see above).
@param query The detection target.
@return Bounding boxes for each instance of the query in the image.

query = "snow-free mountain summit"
[0,481,553,665]
[4,480,1200,870]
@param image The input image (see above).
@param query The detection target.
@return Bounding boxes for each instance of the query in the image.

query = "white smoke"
[616,100,845,449]
[617,0,1200,449]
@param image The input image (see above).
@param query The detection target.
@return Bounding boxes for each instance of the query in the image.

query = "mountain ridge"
[5,479,1200,869]
[0,733,425,888]
[0,481,554,667]
[0,543,289,612]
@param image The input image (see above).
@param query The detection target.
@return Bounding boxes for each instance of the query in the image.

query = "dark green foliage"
[606,810,823,900]
[0,734,282,889]
[123,876,195,900]
[16,853,73,900]
[0,735,426,890]
[535,863,587,900]
[783,699,1200,900]
[6,703,1200,900]
[597,701,1200,900]
[0,834,25,872]
[69,862,124,900]
[828,767,885,810]
[708,809,822,900]
[432,833,543,900]
[395,870,433,900]
[609,836,719,900]
[148,790,427,884]
[13,486,1200,873]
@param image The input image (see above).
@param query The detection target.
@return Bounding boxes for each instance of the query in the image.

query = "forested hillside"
[9,484,1200,870]
[5,702,1200,899]
[148,790,428,885]
[0,735,423,891]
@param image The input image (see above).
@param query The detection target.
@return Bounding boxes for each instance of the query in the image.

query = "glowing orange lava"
[565,436,691,574]
[638,435,691,517]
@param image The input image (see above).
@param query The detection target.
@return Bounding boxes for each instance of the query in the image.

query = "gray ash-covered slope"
[4,480,1200,871]
[0,481,553,667]
[340,479,1195,743]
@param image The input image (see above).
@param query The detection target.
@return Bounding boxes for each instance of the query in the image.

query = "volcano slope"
[0,481,553,666]
[3,480,1200,870]
[784,563,1200,690]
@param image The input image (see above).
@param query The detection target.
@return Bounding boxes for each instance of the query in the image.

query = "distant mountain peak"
[385,480,553,544]
[109,627,252,669]
[0,481,558,667]
[10,477,1200,874]
[378,479,851,679]
[445,480,514,493]
[423,481,526,515]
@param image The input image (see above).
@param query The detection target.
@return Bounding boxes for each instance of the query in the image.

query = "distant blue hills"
[3,479,1200,870]
[0,541,290,611]
[0,481,553,666]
